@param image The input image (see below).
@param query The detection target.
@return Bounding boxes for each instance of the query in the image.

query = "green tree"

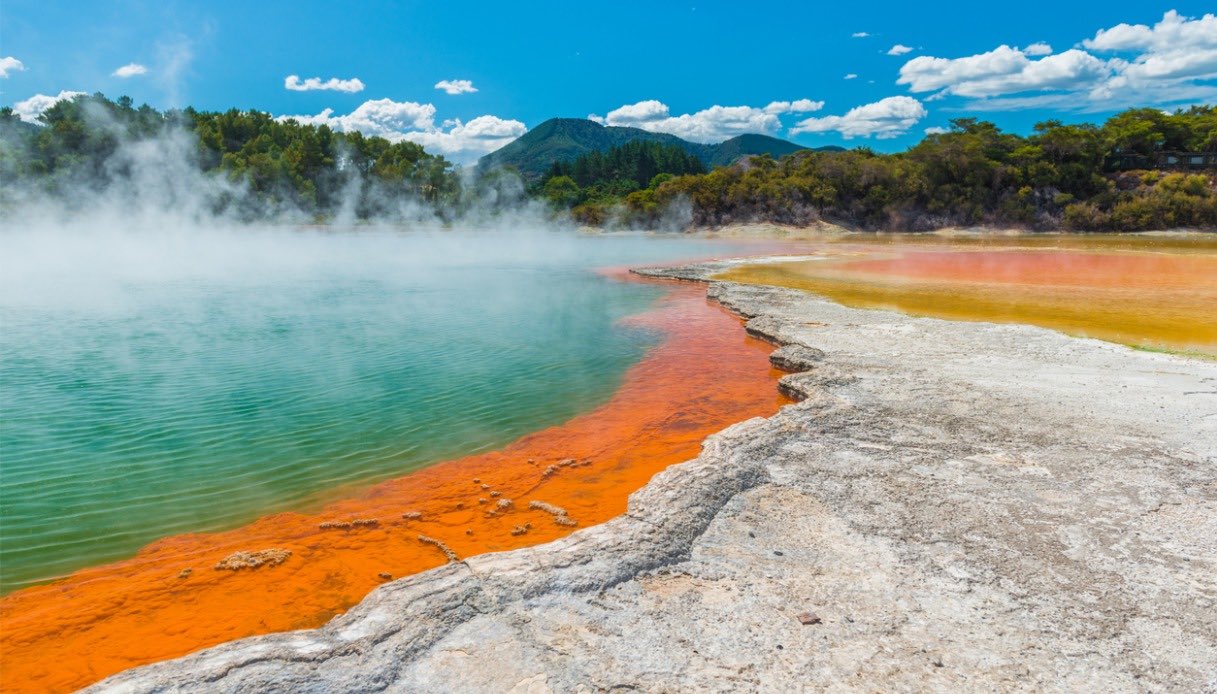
[542,175,581,208]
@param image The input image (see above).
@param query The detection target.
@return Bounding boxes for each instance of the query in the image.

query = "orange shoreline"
[0,273,788,693]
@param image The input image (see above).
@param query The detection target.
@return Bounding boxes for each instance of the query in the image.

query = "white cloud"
[925,126,949,135]
[284,74,366,93]
[278,98,524,163]
[1084,10,1216,52]
[763,99,825,115]
[403,115,525,157]
[899,46,1109,98]
[12,90,86,123]
[590,98,823,142]
[1085,11,1217,87]
[434,79,477,95]
[0,56,25,78]
[896,11,1217,111]
[601,100,671,126]
[282,99,436,135]
[852,32,870,38]
[790,96,927,139]
[898,45,1027,93]
[844,73,858,80]
[789,98,824,112]
[888,44,914,56]
[112,63,148,78]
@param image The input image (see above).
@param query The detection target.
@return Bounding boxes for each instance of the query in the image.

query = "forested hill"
[707,133,818,167]
[1,93,461,220]
[597,109,1217,232]
[477,118,826,178]
[4,92,1214,232]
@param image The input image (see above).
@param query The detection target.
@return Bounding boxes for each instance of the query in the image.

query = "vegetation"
[613,107,1217,232]
[537,141,705,222]
[2,92,1214,231]
[1,92,461,220]
[477,117,813,179]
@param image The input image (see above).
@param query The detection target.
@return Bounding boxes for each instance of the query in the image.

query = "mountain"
[477,118,836,178]
[708,133,820,167]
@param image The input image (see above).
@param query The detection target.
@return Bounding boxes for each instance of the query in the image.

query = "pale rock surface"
[92,261,1217,693]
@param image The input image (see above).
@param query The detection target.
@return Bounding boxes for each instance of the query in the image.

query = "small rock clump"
[529,500,578,527]
[319,518,378,530]
[417,535,458,563]
[214,548,292,571]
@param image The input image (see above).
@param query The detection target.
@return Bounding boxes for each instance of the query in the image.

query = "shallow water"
[0,228,746,592]
[719,233,1217,357]
[0,254,788,694]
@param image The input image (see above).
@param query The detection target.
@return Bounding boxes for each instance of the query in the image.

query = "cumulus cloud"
[595,100,780,141]
[925,126,949,135]
[112,63,148,78]
[12,90,87,123]
[852,32,870,38]
[589,98,823,142]
[1085,10,1217,88]
[281,99,436,135]
[404,115,524,156]
[1084,9,1216,53]
[888,44,914,56]
[434,79,477,95]
[844,73,858,80]
[899,46,1109,97]
[278,98,524,163]
[284,74,366,93]
[1,56,25,78]
[789,96,927,139]
[896,10,1217,111]
[763,99,825,115]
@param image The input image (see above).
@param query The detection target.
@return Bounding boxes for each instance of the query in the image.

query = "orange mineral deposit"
[0,274,788,693]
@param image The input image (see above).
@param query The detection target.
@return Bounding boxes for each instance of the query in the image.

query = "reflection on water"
[718,233,1217,357]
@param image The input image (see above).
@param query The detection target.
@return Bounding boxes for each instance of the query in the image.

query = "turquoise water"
[0,228,738,592]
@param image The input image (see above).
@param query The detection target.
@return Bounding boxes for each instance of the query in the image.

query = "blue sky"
[2,1,1215,163]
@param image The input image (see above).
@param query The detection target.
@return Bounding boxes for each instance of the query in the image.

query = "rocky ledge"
[93,261,1217,692]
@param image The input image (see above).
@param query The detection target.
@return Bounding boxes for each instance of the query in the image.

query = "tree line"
[2,92,1215,231]
[1,92,462,220]
[605,107,1217,231]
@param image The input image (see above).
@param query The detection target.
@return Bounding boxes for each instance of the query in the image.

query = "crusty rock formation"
[91,261,1217,692]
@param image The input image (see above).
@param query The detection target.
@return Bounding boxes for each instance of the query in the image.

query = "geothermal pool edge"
[91,259,1217,692]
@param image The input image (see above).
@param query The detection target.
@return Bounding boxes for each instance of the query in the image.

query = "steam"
[154,35,195,108]
[0,93,564,226]
[1,95,700,319]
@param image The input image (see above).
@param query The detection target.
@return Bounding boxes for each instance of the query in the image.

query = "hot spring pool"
[0,227,744,592]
